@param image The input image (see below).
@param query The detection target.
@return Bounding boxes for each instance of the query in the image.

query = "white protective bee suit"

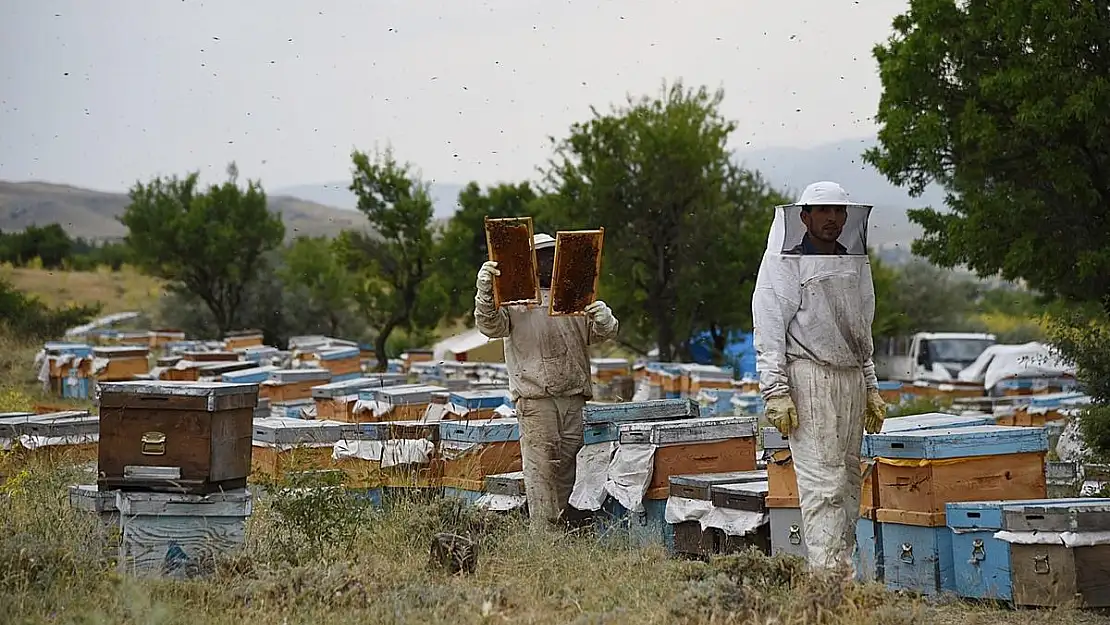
[474,233,620,530]
[752,181,884,574]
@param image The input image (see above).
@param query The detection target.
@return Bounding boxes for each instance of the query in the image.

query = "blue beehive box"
[583,422,617,445]
[317,346,360,361]
[595,496,673,550]
[340,422,389,441]
[439,418,520,444]
[582,398,698,425]
[855,517,883,583]
[45,342,94,358]
[864,413,996,457]
[222,366,279,384]
[946,497,1110,602]
[442,487,485,506]
[696,389,737,417]
[867,424,1048,460]
[447,390,512,411]
[881,522,955,596]
[61,371,91,400]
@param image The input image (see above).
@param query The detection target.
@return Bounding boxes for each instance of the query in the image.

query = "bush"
[1046,308,1110,458]
[0,278,100,340]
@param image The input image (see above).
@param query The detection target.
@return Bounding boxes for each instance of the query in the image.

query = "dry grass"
[1,264,166,316]
[2,330,1110,624]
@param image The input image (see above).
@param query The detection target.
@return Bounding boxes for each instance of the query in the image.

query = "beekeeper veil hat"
[765,181,872,256]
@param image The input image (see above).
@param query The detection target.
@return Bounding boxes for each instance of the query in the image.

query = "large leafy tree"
[435,182,546,322]
[866,0,1110,455]
[121,163,285,336]
[542,81,786,361]
[342,148,445,370]
[279,236,358,337]
[864,0,1110,310]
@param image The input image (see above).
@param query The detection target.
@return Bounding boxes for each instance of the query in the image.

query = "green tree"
[864,0,1110,311]
[121,163,285,336]
[866,0,1110,454]
[435,181,544,322]
[542,80,786,361]
[279,236,357,336]
[342,148,444,370]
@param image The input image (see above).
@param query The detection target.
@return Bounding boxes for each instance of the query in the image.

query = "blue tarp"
[688,331,757,379]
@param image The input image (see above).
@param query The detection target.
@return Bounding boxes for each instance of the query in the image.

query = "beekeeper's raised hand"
[864,388,887,434]
[764,394,799,436]
[584,300,614,325]
[476,261,500,299]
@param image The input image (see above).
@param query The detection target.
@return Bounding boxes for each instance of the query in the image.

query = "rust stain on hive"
[550,229,604,316]
[484,217,539,306]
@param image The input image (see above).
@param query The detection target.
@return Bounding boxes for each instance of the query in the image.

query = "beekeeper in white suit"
[752,181,887,575]
[474,232,620,531]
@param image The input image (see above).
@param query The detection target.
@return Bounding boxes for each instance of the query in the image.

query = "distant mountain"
[0,181,370,241]
[1,136,950,250]
[273,182,467,220]
[278,138,946,251]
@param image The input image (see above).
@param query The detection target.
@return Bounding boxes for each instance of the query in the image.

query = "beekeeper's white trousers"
[786,359,866,574]
[516,395,586,530]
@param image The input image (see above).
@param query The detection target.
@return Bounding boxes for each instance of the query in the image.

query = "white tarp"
[331,439,435,467]
[994,530,1110,548]
[603,443,656,513]
[568,442,616,512]
[957,342,1075,390]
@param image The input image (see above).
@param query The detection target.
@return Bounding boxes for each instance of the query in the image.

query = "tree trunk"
[374,321,397,372]
[654,314,675,363]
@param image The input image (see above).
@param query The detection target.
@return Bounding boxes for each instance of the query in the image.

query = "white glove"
[584,300,614,326]
[476,261,500,302]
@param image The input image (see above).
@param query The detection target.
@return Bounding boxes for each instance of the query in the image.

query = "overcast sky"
[0,0,907,192]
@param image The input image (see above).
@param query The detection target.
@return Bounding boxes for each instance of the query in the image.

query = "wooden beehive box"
[872,425,1048,526]
[616,417,758,500]
[945,498,1110,603]
[223,331,264,351]
[1003,501,1110,608]
[549,228,604,316]
[220,365,279,385]
[446,390,512,420]
[484,216,540,307]
[115,489,252,579]
[259,368,332,403]
[96,380,258,494]
[484,470,525,497]
[181,350,240,363]
[370,384,448,421]
[250,417,345,480]
[149,330,187,349]
[583,398,699,424]
[439,418,522,486]
[195,361,257,381]
[93,346,151,381]
[618,416,755,446]
[667,470,768,558]
[314,346,362,377]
